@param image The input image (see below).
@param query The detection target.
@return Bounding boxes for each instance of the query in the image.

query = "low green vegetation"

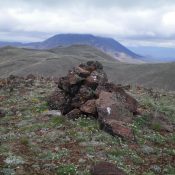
[0,78,174,175]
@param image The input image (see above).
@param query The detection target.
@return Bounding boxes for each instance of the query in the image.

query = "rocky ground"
[0,65,175,174]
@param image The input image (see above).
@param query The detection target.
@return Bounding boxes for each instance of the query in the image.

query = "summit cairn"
[47,61,138,140]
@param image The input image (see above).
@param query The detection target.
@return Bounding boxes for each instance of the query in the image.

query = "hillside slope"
[0,75,175,175]
[0,45,117,77]
[0,46,175,90]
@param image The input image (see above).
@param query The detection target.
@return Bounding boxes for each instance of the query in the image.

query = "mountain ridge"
[0,34,144,63]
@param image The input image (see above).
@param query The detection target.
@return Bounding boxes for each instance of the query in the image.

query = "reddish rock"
[68,72,84,85]
[74,66,91,77]
[96,83,138,113]
[66,109,82,120]
[85,70,108,89]
[101,119,134,140]
[80,61,103,72]
[90,162,126,175]
[47,89,72,114]
[96,91,133,122]
[96,91,134,140]
[80,99,97,115]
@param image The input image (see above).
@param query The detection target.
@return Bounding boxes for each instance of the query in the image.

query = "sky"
[0,0,175,47]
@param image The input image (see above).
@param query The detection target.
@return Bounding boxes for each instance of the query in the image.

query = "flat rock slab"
[101,119,134,140]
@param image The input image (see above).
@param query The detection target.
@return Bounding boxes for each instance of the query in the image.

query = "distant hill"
[0,34,144,63]
[0,45,175,90]
[0,45,117,78]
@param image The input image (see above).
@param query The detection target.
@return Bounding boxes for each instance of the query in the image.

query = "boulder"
[47,89,72,114]
[90,162,126,175]
[96,83,138,113]
[100,119,134,140]
[96,91,133,122]
[66,109,82,120]
[80,99,97,115]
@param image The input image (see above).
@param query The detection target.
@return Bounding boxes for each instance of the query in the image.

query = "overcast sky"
[1,0,175,47]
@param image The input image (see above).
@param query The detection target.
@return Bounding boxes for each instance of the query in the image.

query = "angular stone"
[57,73,83,94]
[100,119,134,140]
[96,83,138,113]
[74,66,91,78]
[80,99,97,115]
[90,162,126,175]
[67,72,84,85]
[96,91,133,122]
[79,61,103,72]
[47,89,72,114]
[71,86,95,108]
[85,70,108,89]
[66,109,82,120]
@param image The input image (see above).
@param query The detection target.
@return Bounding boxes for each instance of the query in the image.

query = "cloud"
[0,0,175,47]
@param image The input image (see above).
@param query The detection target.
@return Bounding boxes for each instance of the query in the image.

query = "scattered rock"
[43,110,61,117]
[79,141,105,147]
[0,108,6,118]
[90,162,126,175]
[141,145,155,155]
[150,165,161,173]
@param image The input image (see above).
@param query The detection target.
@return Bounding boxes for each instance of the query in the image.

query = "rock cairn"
[47,61,138,140]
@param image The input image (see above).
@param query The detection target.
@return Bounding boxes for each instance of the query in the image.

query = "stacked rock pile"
[47,61,138,140]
